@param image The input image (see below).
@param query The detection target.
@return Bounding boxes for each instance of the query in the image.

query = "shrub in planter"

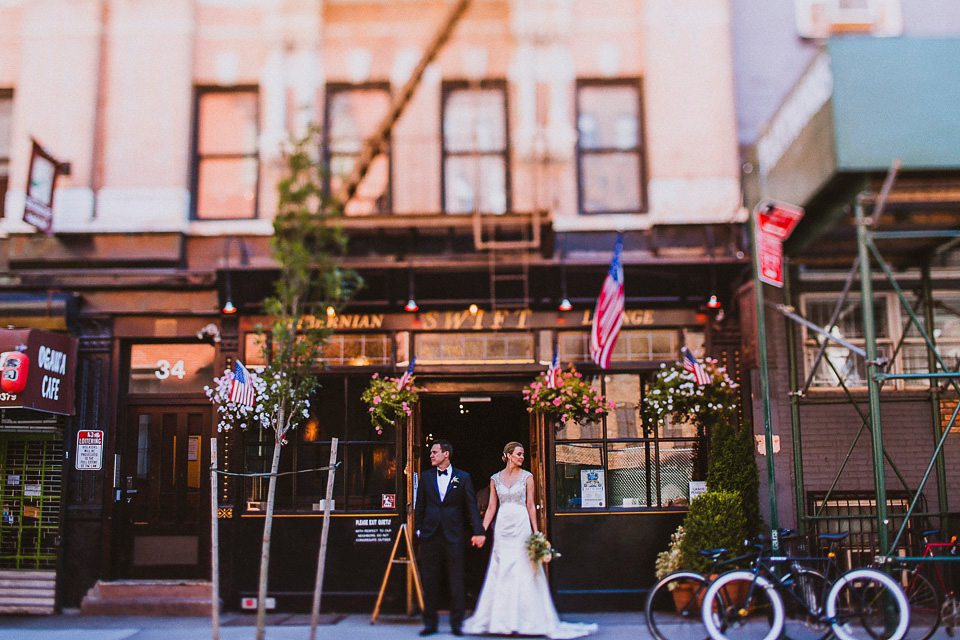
[707,419,762,536]
[678,491,750,574]
[654,525,685,582]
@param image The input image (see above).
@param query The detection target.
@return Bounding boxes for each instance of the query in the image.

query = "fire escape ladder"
[335,0,472,208]
[488,246,530,311]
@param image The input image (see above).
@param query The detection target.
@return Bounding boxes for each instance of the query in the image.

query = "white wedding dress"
[463,470,597,638]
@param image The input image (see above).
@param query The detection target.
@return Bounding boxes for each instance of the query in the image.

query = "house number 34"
[155,360,187,380]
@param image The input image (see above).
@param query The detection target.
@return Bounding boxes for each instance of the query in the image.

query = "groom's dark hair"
[434,439,453,456]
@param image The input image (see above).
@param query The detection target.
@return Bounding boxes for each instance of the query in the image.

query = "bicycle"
[700,531,910,640]
[889,528,960,640]
[645,546,758,640]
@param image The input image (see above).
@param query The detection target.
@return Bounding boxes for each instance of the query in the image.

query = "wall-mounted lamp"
[558,238,572,311]
[404,269,418,312]
[196,323,222,344]
[706,295,721,309]
[222,237,250,315]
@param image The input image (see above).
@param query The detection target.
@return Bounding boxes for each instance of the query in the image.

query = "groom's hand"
[470,535,486,548]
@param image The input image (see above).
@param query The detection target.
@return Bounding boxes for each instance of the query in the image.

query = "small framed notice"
[580,469,606,508]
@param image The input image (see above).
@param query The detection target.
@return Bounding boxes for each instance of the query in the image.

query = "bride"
[463,442,597,638]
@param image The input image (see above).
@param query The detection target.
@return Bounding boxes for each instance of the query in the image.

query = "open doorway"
[418,392,530,606]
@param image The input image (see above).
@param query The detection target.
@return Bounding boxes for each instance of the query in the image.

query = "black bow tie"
[438,469,448,476]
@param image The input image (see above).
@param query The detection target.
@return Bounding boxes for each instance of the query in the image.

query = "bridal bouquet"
[526,532,561,565]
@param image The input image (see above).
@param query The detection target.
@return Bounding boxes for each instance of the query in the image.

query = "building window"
[559,329,678,364]
[192,88,259,220]
[576,80,646,215]
[324,84,392,215]
[0,90,11,219]
[415,332,534,365]
[802,295,892,389]
[243,376,398,513]
[441,82,509,214]
[901,293,960,387]
[554,373,700,510]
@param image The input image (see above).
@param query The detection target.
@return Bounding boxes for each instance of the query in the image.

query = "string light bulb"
[469,304,479,315]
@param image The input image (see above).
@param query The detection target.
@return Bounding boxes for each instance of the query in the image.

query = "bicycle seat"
[697,548,727,559]
[818,532,850,541]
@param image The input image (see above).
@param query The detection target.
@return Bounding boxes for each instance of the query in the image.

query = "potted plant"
[707,419,762,536]
[678,491,750,575]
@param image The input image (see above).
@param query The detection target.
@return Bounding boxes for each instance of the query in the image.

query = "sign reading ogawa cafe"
[0,328,77,416]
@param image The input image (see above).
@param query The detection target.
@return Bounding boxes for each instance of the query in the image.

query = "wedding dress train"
[463,470,597,639]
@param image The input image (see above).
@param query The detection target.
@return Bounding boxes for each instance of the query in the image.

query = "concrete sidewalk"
[0,611,643,640]
[1,610,952,640]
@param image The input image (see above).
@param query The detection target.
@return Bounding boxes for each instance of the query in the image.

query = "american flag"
[230,361,256,408]
[545,347,560,389]
[397,357,416,390]
[589,234,625,370]
[682,347,711,386]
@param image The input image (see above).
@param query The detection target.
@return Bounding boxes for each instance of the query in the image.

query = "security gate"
[0,434,62,570]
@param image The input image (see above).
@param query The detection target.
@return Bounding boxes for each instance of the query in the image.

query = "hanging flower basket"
[641,356,739,430]
[361,372,423,434]
[523,365,614,429]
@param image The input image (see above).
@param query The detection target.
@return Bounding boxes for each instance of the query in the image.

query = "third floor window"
[192,88,259,220]
[576,80,646,215]
[441,81,509,215]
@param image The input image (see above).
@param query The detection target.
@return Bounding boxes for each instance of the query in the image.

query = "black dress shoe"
[419,627,438,636]
[451,629,464,636]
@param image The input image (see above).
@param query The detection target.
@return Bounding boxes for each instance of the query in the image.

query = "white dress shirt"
[437,465,453,501]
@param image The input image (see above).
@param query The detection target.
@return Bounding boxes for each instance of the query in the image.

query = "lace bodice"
[493,469,531,507]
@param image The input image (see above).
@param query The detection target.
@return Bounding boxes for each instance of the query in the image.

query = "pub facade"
[0,0,748,612]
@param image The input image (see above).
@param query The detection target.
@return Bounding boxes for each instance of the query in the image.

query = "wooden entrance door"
[115,404,211,578]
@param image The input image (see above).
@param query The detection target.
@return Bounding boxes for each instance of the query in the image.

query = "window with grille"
[441,81,509,214]
[192,88,259,220]
[554,373,701,511]
[576,80,646,215]
[0,436,62,570]
[415,332,534,365]
[558,329,678,364]
[324,84,392,215]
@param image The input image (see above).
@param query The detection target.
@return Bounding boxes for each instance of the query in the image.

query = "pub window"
[324,84,392,215]
[558,329,678,364]
[441,81,509,214]
[320,333,393,366]
[192,87,259,220]
[415,332,534,364]
[242,376,398,513]
[554,373,700,510]
[0,90,11,219]
[576,79,646,214]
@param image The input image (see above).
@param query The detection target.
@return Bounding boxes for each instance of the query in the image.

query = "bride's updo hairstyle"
[502,441,523,463]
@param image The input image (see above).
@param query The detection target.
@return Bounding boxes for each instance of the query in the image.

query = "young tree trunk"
[255,407,286,640]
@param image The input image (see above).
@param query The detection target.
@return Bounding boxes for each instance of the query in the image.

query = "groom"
[414,440,486,636]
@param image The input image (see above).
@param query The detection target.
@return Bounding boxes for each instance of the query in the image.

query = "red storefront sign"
[0,328,77,415]
[755,200,805,288]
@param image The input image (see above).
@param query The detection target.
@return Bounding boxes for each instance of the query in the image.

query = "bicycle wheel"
[891,566,940,640]
[782,568,831,640]
[701,570,785,640]
[645,571,712,640]
[941,593,960,636]
[827,568,910,640]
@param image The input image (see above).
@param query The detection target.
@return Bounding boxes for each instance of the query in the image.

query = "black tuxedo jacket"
[414,466,485,544]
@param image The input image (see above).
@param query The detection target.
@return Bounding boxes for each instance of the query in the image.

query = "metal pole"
[855,196,889,556]
[310,438,339,640]
[210,437,220,640]
[784,266,807,537]
[749,205,780,551]
[921,264,950,529]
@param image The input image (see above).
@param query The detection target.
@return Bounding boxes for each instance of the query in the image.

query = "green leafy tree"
[707,420,762,536]
[241,127,361,640]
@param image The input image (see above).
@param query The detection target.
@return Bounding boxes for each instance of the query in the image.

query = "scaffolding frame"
[762,177,958,562]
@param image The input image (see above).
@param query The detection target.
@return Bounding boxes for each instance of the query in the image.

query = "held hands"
[471,535,486,548]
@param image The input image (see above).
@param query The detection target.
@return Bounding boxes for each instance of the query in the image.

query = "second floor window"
[576,80,646,215]
[193,88,259,220]
[442,82,509,215]
[325,84,392,215]
[0,90,11,219]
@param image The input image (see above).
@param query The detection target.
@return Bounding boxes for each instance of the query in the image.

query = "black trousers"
[419,533,465,630]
